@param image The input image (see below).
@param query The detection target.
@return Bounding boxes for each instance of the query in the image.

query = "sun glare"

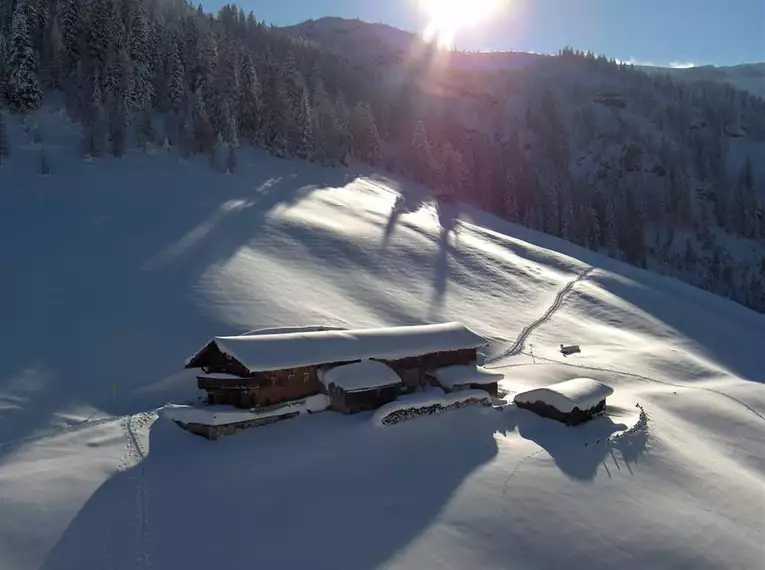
[421,0,503,47]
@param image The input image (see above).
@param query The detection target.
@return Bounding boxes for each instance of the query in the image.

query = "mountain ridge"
[283,16,765,97]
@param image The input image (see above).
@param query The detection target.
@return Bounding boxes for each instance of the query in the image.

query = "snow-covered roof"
[434,365,503,389]
[513,378,614,413]
[196,322,488,373]
[321,360,401,393]
[196,372,247,380]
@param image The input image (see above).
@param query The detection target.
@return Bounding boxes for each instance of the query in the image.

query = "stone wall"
[177,411,300,440]
[378,396,490,426]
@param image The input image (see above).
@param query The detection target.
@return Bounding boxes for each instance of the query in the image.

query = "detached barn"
[513,378,614,425]
[185,322,489,413]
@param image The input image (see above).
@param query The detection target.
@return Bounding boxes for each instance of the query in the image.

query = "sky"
[203,0,765,67]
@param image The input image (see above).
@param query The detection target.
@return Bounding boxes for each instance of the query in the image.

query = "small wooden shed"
[513,378,614,426]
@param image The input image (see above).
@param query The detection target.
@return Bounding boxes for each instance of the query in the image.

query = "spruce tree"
[168,39,186,116]
[0,31,8,102]
[128,0,153,113]
[226,142,237,174]
[8,4,42,112]
[86,0,115,79]
[260,57,288,157]
[237,50,260,142]
[311,78,338,164]
[333,91,350,164]
[283,54,312,158]
[411,120,433,185]
[0,111,9,165]
[57,0,82,72]
[441,142,464,198]
[350,102,380,165]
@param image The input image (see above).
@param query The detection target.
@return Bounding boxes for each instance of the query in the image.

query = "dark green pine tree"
[0,111,9,165]
[350,102,380,165]
[260,56,289,157]
[282,54,313,158]
[128,0,153,114]
[57,0,82,73]
[237,50,260,142]
[8,4,42,112]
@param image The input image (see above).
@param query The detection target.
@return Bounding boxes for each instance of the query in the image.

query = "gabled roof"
[187,322,488,373]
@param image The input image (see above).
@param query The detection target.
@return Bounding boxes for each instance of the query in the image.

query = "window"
[304,372,310,384]
[287,373,295,385]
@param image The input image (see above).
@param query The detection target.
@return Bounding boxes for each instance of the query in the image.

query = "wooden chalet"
[185,322,489,414]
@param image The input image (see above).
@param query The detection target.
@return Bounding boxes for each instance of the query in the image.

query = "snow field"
[1,120,764,569]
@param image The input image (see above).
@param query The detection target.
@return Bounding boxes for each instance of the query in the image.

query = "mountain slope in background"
[285,18,765,98]
[1,107,764,570]
[286,18,765,311]
[641,62,765,100]
[1,4,762,313]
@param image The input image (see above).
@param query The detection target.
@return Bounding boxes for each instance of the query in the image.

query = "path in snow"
[486,266,595,364]
[123,414,151,570]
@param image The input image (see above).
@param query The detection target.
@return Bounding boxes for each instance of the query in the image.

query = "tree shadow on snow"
[381,189,428,247]
[40,405,516,570]
[516,408,636,481]
[430,201,462,319]
[0,151,358,446]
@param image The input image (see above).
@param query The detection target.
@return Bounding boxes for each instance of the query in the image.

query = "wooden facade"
[326,383,400,414]
[199,365,325,408]
[380,348,478,392]
[189,341,480,412]
[515,398,608,426]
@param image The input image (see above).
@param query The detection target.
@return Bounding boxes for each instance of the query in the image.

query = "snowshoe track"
[122,413,153,570]
[487,266,595,364]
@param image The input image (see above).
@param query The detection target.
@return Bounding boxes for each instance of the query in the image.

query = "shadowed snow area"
[1,133,764,570]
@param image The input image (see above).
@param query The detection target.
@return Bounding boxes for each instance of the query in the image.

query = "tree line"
[0,1,762,311]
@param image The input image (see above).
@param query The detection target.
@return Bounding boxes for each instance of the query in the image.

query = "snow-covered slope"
[641,62,765,100]
[1,110,764,570]
[285,18,764,98]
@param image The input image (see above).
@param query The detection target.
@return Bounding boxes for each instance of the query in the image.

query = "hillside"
[641,62,765,101]
[285,17,765,98]
[1,107,765,570]
[283,17,765,313]
[4,1,761,312]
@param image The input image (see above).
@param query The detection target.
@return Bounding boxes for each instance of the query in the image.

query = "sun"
[420,0,503,47]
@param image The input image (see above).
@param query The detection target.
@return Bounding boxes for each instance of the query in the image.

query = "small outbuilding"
[319,360,402,413]
[432,365,503,396]
[513,377,614,425]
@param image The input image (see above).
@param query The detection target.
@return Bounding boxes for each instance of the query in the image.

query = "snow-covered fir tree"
[260,56,289,157]
[0,110,9,164]
[283,54,313,158]
[350,102,379,165]
[8,3,42,112]
[237,50,260,142]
